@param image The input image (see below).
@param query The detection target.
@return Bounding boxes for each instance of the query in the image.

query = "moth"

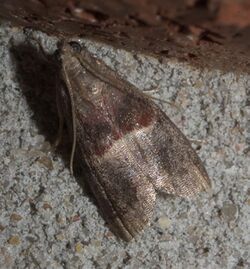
[56,40,211,241]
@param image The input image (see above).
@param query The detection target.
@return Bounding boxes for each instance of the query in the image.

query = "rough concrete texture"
[0,22,249,269]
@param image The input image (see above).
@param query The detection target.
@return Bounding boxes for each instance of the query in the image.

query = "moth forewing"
[57,41,211,241]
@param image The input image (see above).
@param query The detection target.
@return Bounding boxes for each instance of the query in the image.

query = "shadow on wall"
[10,42,60,144]
[9,41,97,205]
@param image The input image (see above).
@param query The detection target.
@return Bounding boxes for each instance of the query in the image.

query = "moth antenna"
[148,95,181,110]
[62,65,77,175]
[69,107,77,175]
[54,86,64,148]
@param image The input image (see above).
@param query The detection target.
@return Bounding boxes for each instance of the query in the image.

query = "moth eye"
[69,41,82,53]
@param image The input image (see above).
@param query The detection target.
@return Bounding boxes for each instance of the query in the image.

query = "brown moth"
[56,40,211,241]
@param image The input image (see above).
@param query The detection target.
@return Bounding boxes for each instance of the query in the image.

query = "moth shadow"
[10,42,59,145]
[9,41,107,220]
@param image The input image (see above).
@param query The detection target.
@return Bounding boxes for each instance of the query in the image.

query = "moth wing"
[82,87,211,241]
[89,148,156,241]
[107,80,211,198]
[85,96,210,241]
[133,103,211,197]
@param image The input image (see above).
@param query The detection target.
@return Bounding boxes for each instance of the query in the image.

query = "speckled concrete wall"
[0,23,249,269]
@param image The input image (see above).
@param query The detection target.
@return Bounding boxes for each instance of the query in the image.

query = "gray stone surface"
[0,22,249,269]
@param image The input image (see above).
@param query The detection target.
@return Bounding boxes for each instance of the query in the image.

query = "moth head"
[56,40,82,62]
[59,40,107,108]
[60,40,84,54]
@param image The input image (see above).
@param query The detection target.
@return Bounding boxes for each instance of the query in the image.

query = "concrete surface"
[0,22,249,269]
